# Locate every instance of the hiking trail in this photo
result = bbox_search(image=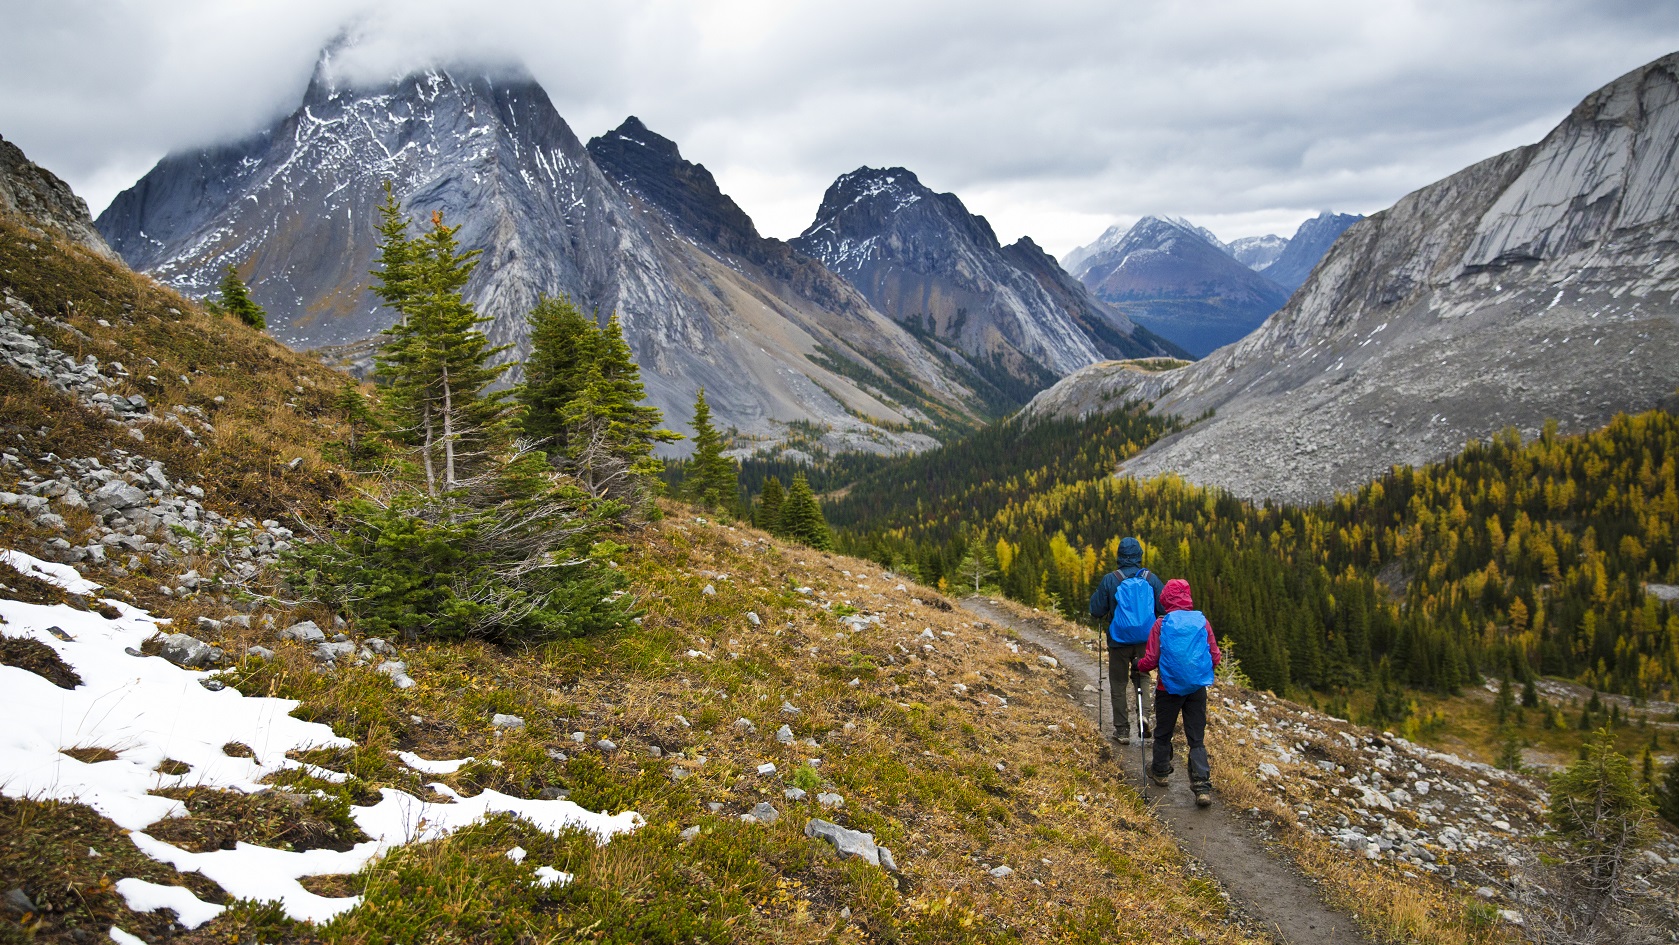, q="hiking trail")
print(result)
[962,597,1376,945]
